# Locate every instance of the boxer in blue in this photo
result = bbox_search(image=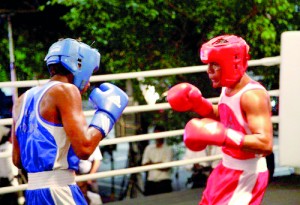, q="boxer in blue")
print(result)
[11,38,128,205]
